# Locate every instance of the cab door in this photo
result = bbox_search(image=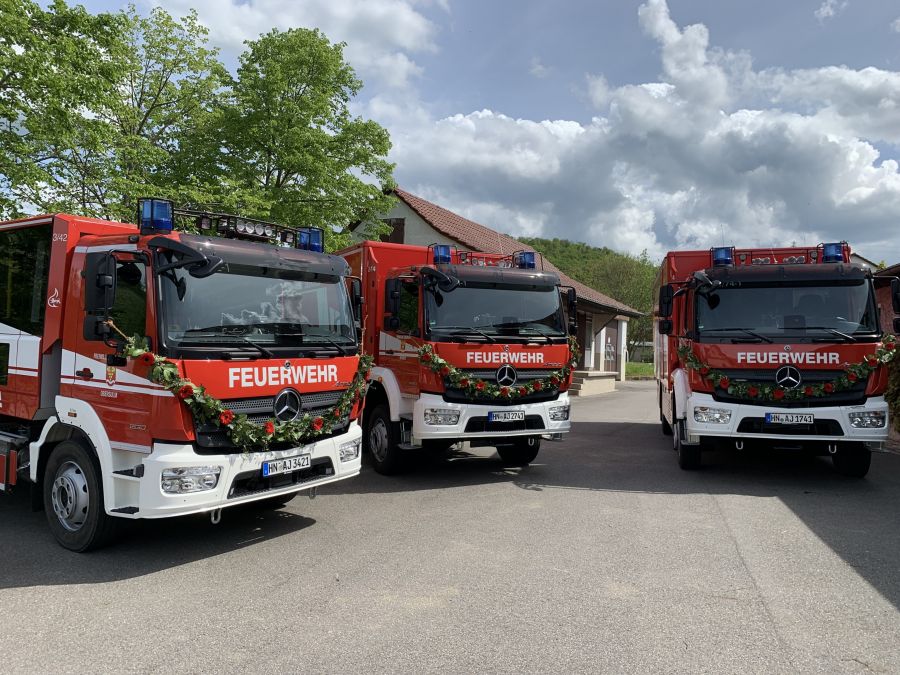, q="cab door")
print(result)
[380,276,422,395]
